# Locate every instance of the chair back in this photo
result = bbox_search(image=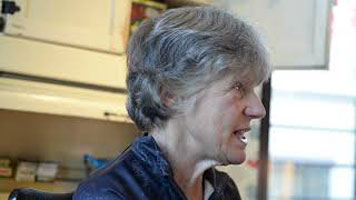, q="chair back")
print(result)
[8,188,73,200]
